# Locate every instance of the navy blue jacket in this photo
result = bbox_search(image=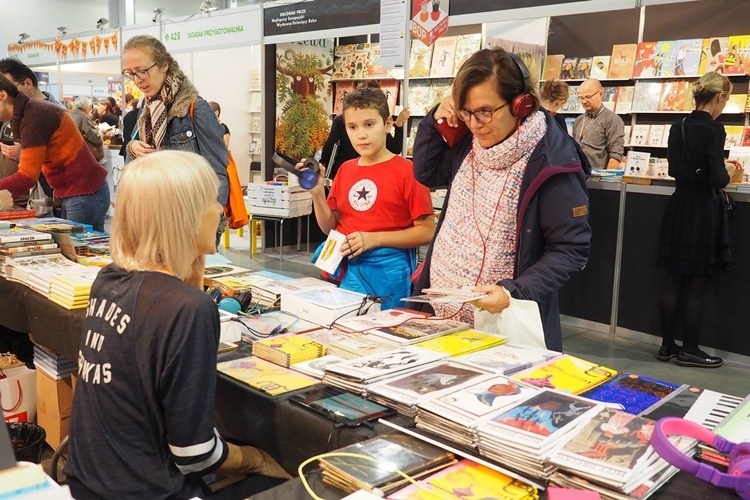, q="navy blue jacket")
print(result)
[412,107,591,351]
